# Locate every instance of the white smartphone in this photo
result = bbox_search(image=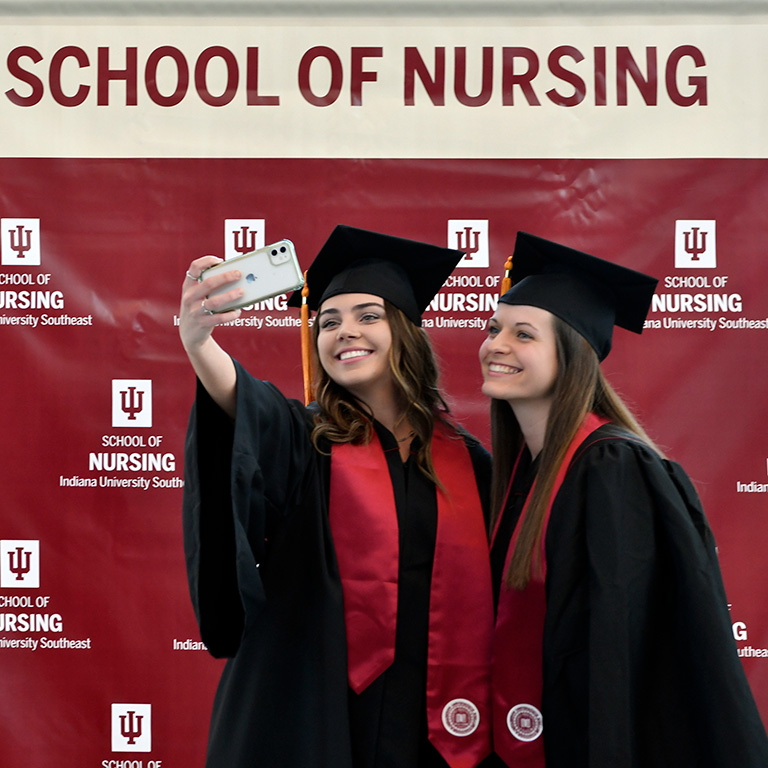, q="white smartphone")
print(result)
[199,239,304,313]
